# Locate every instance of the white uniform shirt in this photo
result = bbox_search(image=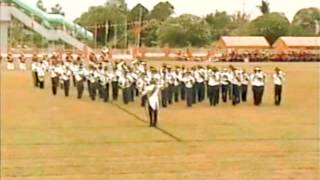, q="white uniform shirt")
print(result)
[183,75,195,88]
[230,71,241,86]
[220,72,230,85]
[118,75,130,88]
[208,72,221,86]
[172,71,181,86]
[250,72,266,86]
[70,64,79,75]
[31,62,39,72]
[166,72,174,85]
[195,70,205,83]
[143,84,160,110]
[49,66,60,78]
[97,69,106,85]
[241,73,250,85]
[75,68,86,82]
[273,71,286,85]
[88,70,99,83]
[36,64,46,78]
[62,69,72,80]
[137,77,147,93]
